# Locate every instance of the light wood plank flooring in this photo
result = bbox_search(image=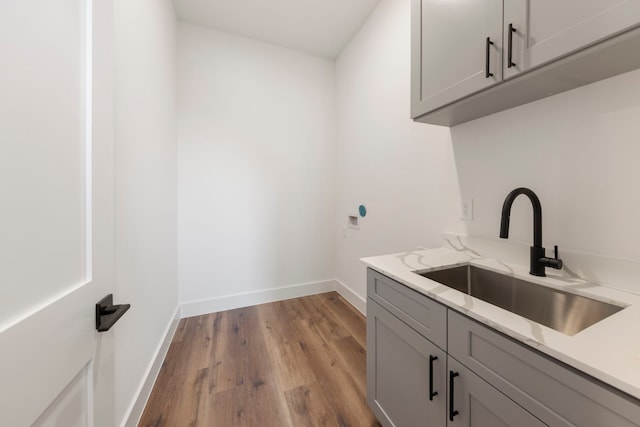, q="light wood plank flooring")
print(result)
[139,292,381,427]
